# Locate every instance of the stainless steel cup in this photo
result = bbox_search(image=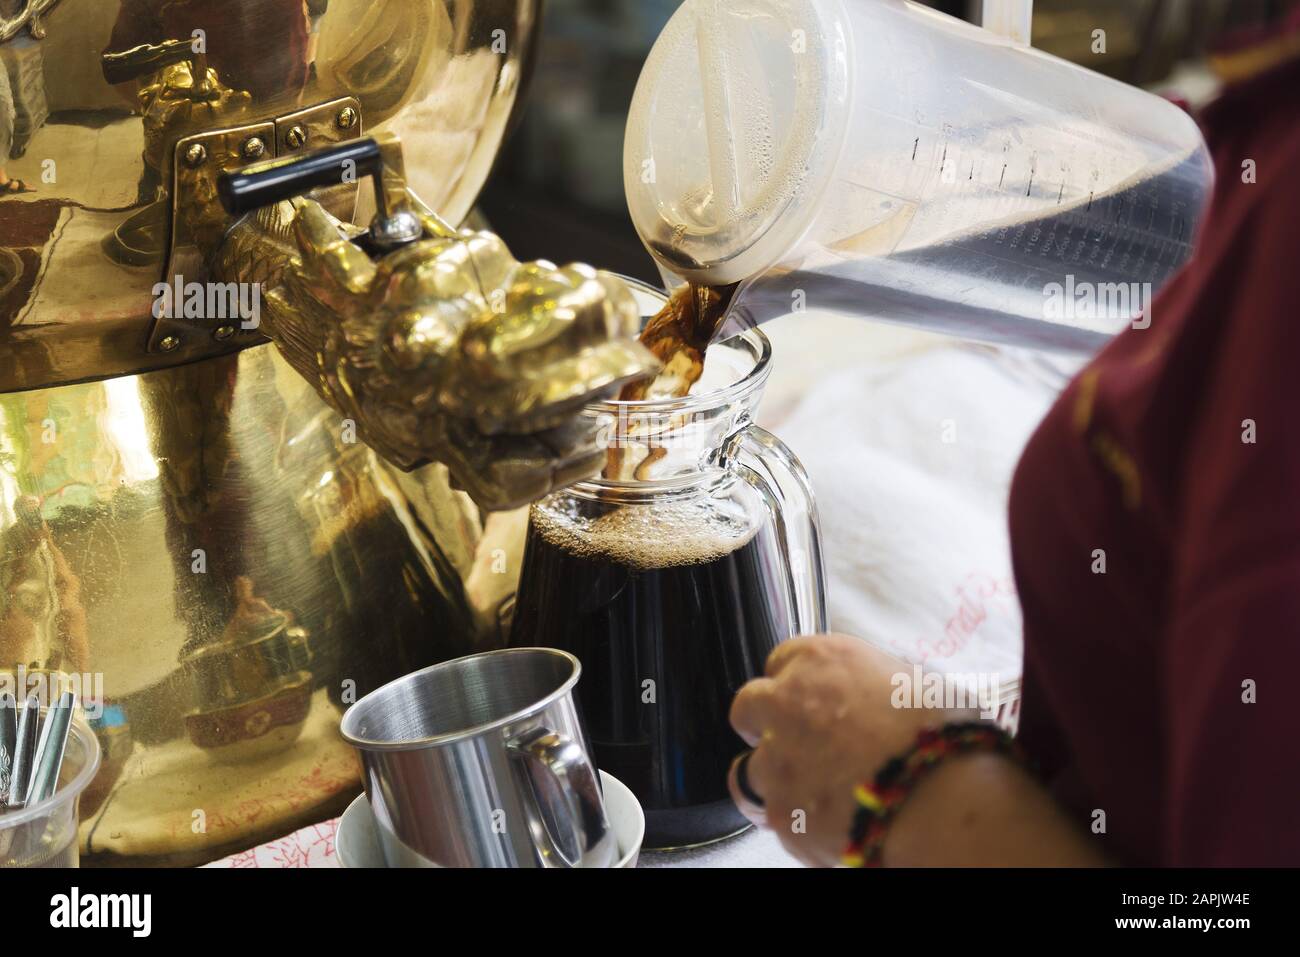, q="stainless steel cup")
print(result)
[339,648,617,868]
